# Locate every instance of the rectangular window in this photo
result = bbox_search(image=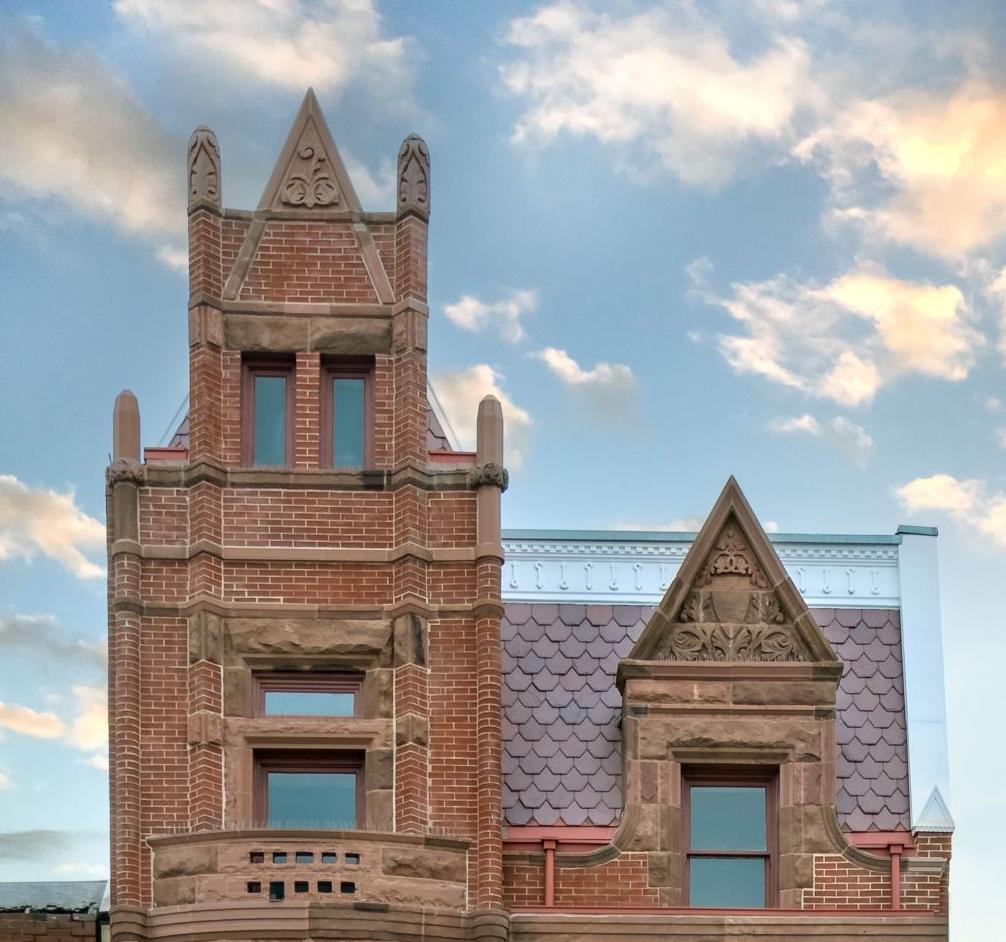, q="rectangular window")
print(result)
[256,751,364,830]
[254,673,359,717]
[243,361,294,467]
[684,769,776,909]
[322,361,371,468]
